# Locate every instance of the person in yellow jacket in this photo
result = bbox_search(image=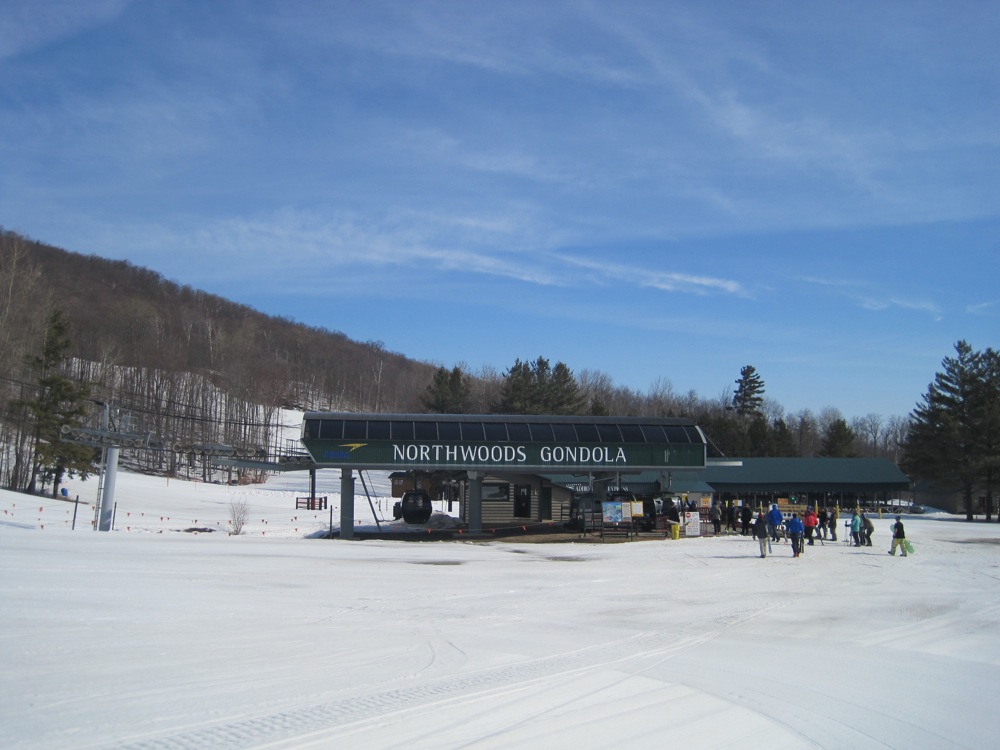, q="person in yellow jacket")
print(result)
[889,516,908,557]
